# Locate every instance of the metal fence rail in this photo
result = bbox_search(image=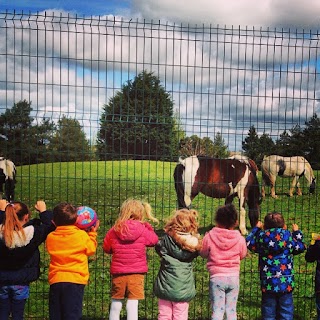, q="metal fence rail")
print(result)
[0,11,319,319]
